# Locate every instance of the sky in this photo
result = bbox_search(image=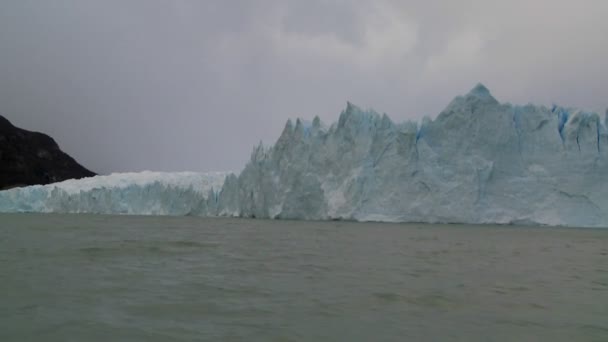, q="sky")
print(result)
[1,0,607,174]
